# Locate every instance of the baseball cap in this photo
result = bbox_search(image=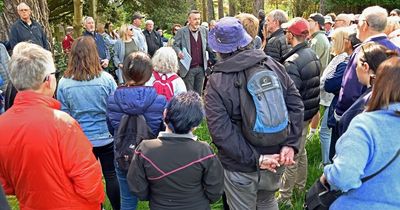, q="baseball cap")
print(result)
[309,13,325,29]
[282,17,310,36]
[132,12,145,21]
[324,15,334,24]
